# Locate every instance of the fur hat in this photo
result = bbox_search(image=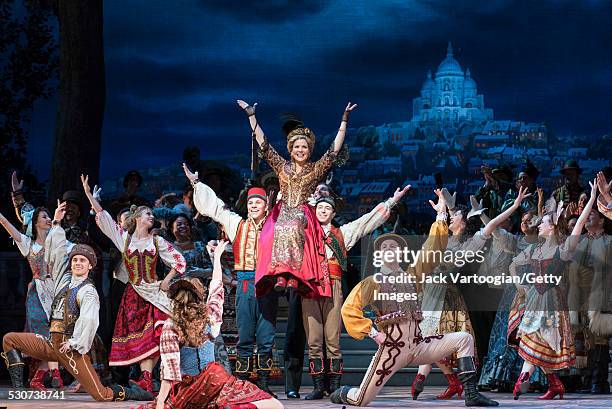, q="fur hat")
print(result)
[69,244,97,269]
